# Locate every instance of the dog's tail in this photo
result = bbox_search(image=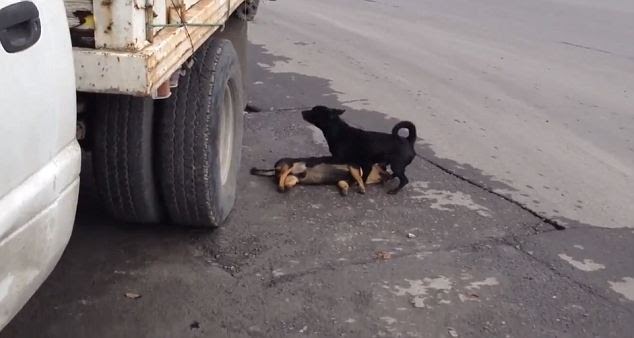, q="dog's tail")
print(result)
[250,167,275,177]
[392,121,417,145]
